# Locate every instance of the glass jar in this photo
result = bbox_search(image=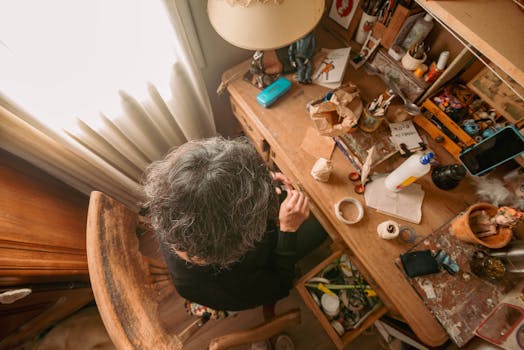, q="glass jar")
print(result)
[358,103,384,132]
